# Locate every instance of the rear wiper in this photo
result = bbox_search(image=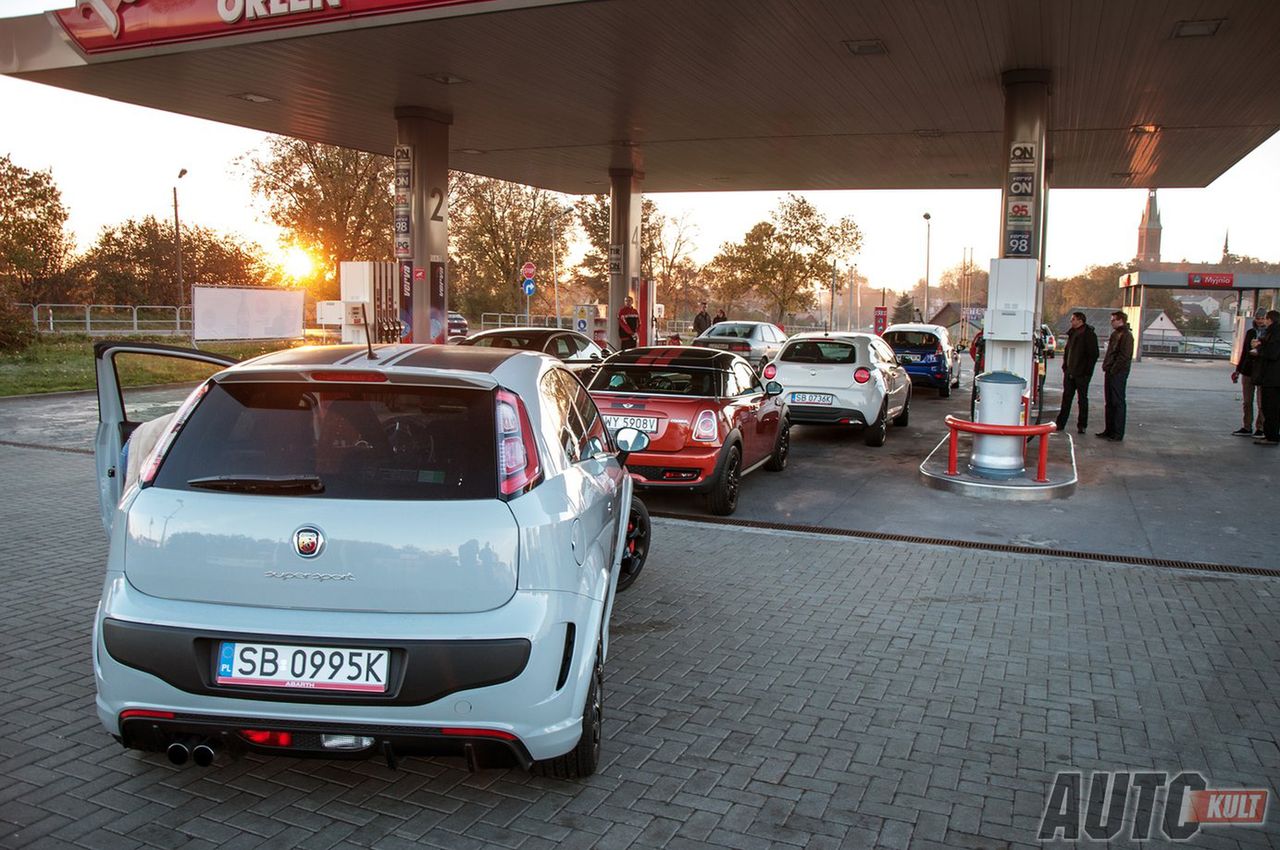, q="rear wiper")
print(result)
[187,475,324,494]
